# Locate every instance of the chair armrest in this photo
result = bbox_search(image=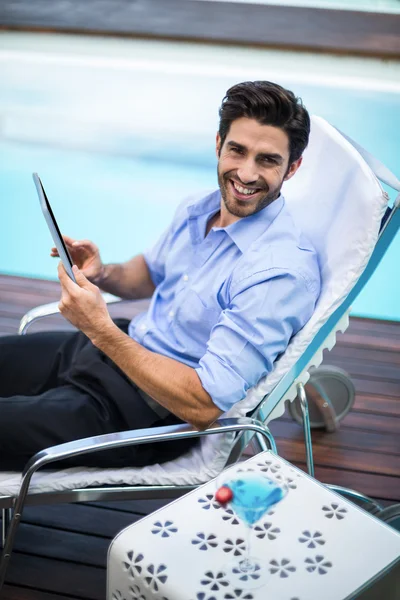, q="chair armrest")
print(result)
[13,418,272,509]
[23,417,271,476]
[18,293,123,335]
